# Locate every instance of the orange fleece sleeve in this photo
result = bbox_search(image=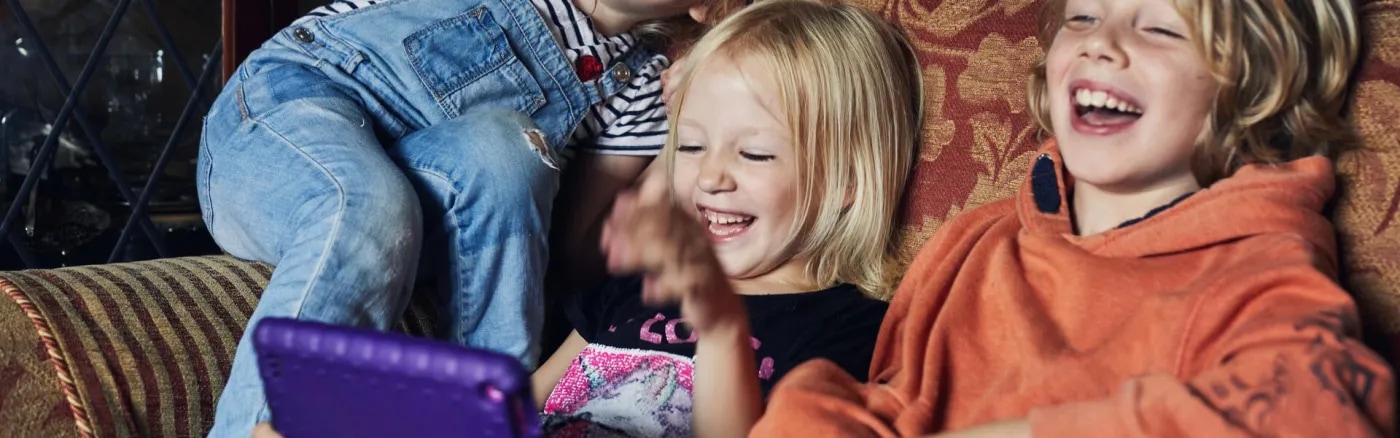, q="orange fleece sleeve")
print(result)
[750,359,897,438]
[1029,238,1396,437]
